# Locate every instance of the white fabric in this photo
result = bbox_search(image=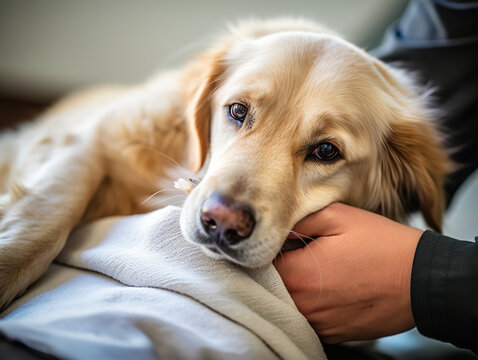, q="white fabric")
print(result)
[0,206,326,360]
